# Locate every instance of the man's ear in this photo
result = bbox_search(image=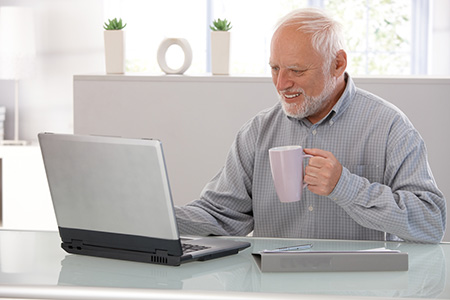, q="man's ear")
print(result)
[333,50,347,77]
